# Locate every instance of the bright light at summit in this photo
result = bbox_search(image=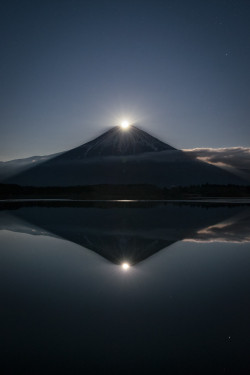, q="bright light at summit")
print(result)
[121,262,130,270]
[120,120,130,129]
